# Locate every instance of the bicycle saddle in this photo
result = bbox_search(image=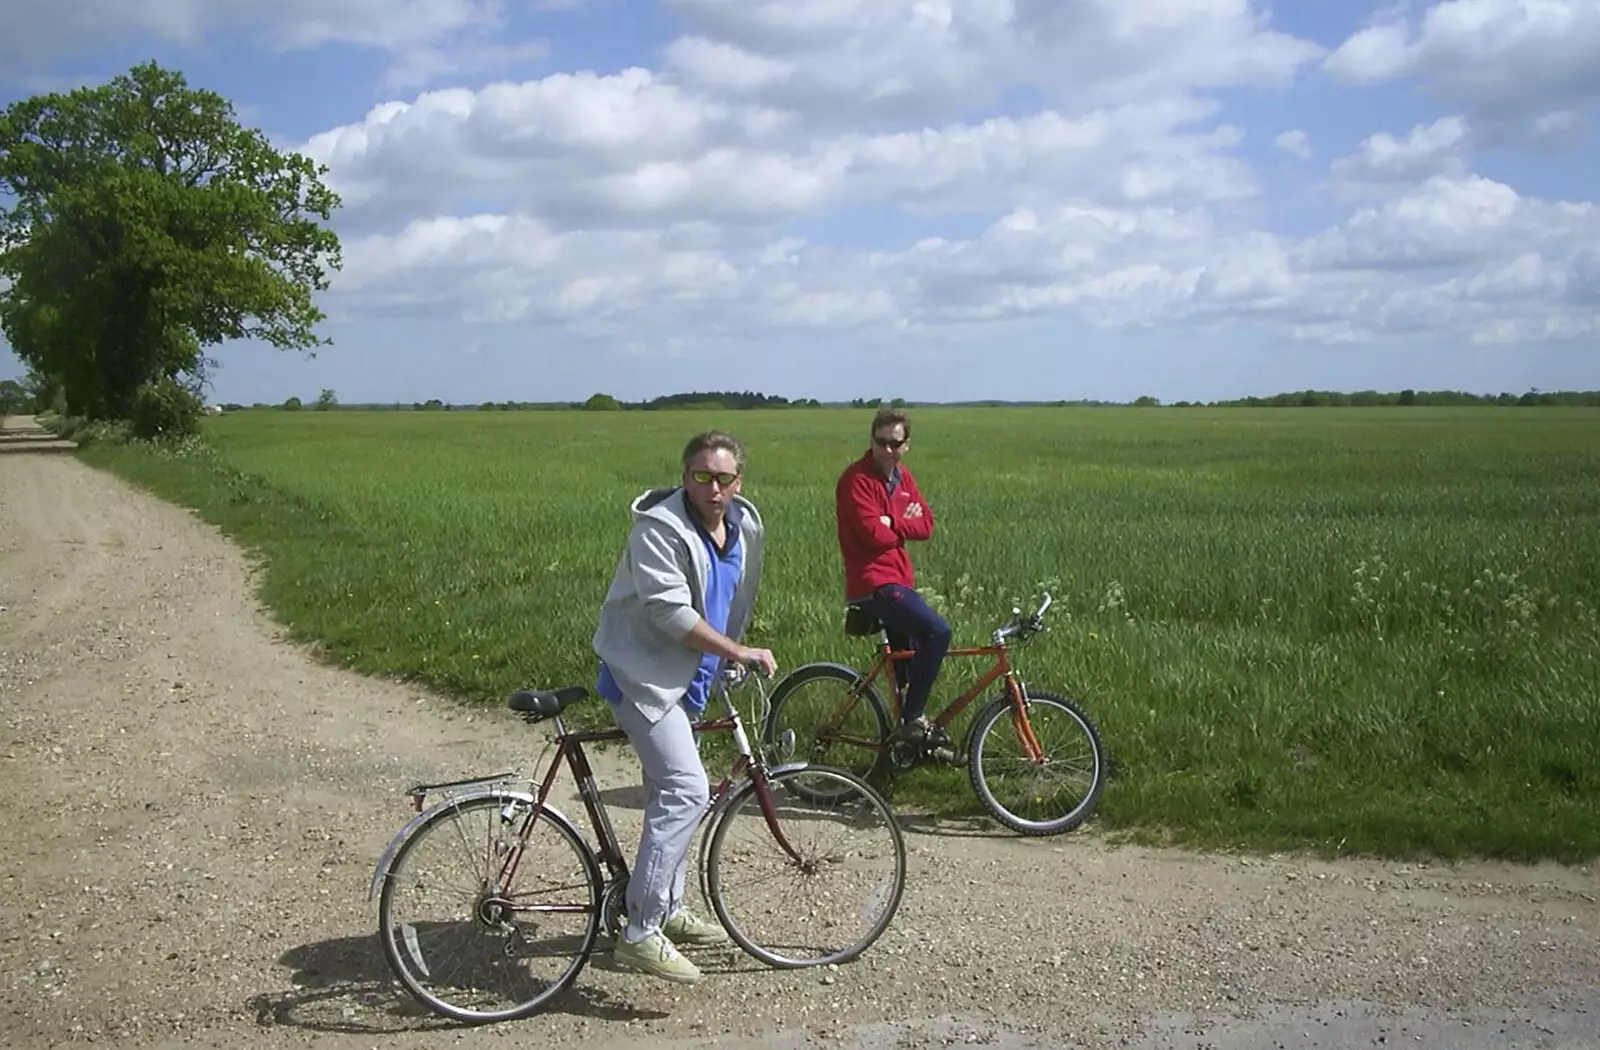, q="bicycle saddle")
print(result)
[844,604,882,637]
[507,685,589,717]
